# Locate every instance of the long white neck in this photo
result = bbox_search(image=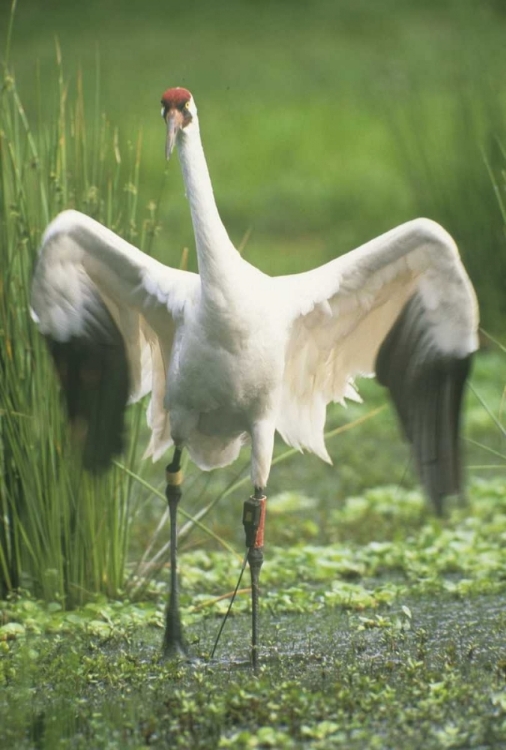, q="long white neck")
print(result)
[177,118,240,288]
